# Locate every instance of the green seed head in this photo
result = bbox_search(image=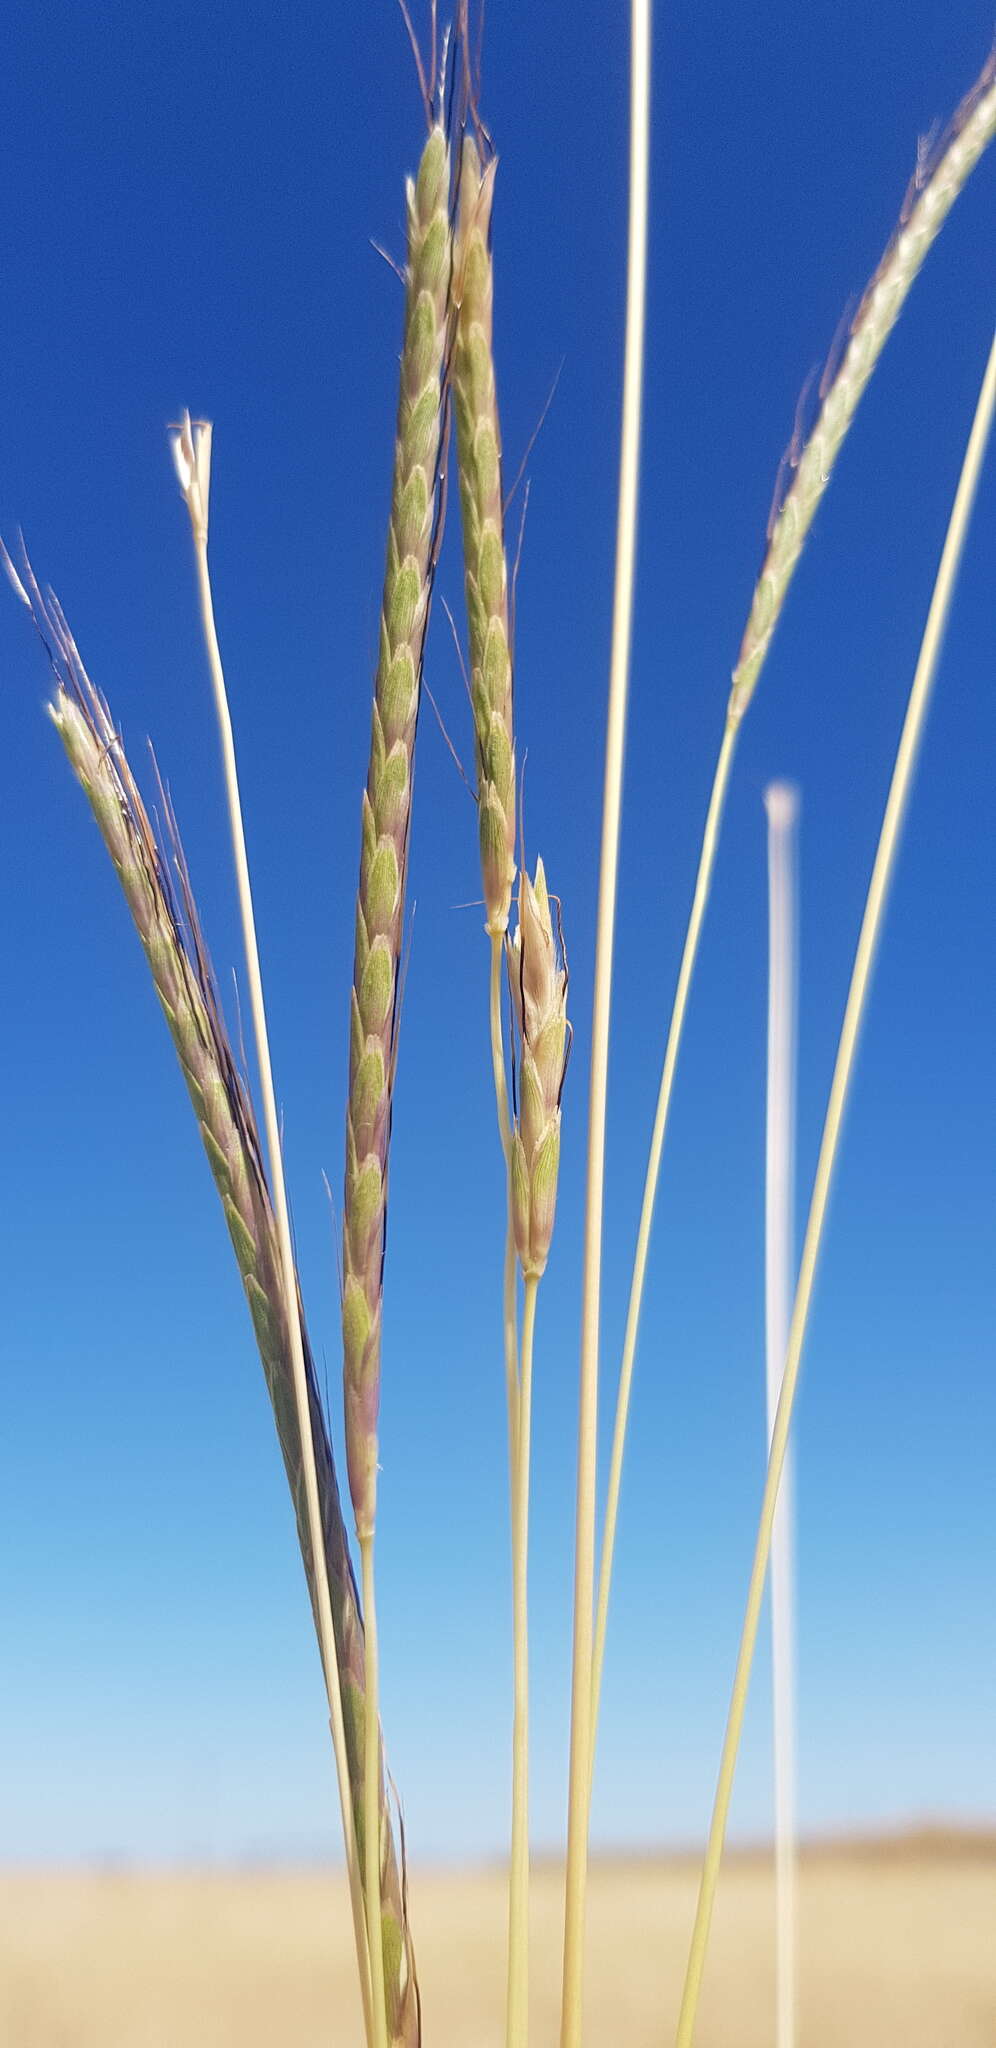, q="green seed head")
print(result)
[510,1129,531,1274]
[380,646,417,744]
[413,210,449,298]
[365,838,401,937]
[351,1044,386,1158]
[396,466,430,559]
[480,787,513,935]
[527,1117,561,1276]
[478,525,505,616]
[405,289,438,392]
[358,936,394,1037]
[347,1156,383,1269]
[482,616,510,709]
[374,743,410,838]
[388,559,421,651]
[414,124,448,220]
